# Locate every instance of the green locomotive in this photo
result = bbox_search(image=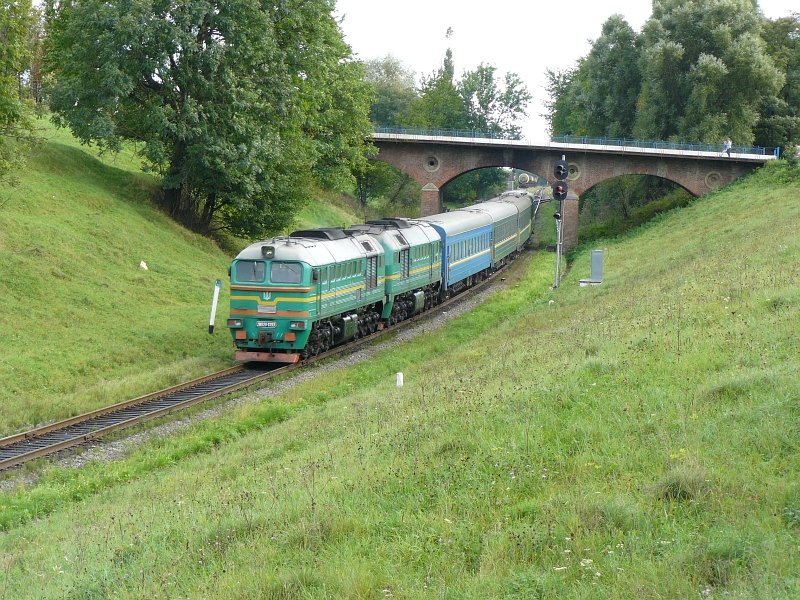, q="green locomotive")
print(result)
[228,228,385,362]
